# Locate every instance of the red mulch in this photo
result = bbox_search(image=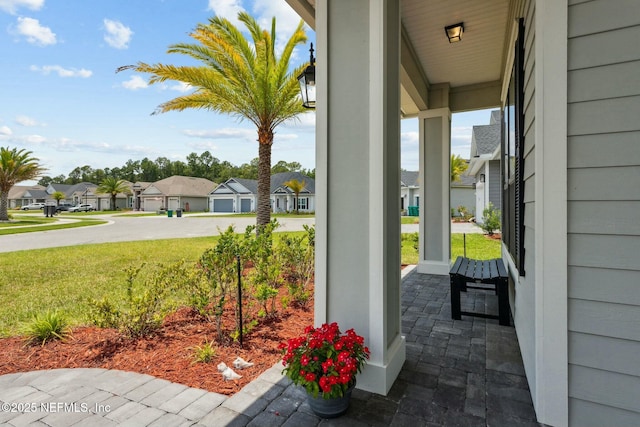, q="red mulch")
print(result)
[0,289,313,396]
